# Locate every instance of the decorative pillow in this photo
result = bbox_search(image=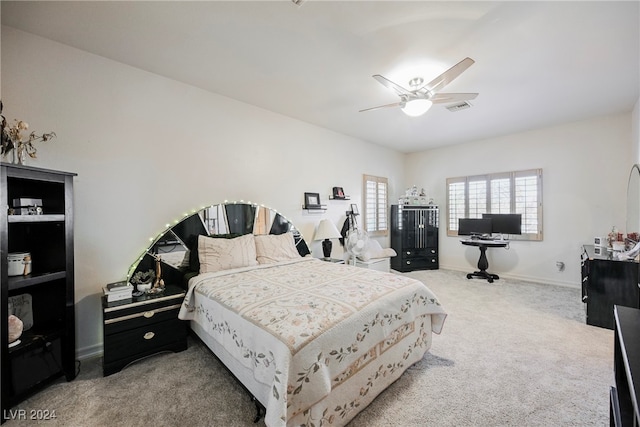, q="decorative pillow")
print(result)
[188,232,242,272]
[357,239,397,262]
[255,232,301,264]
[198,233,258,273]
